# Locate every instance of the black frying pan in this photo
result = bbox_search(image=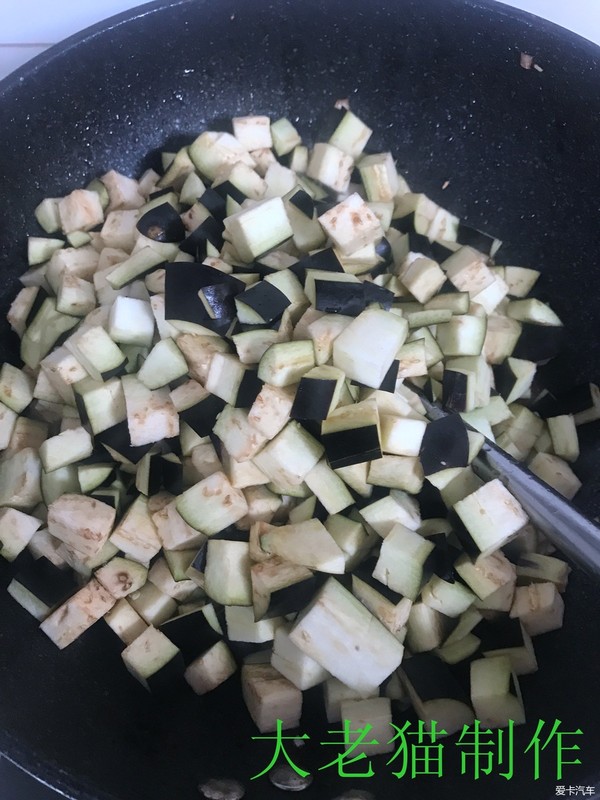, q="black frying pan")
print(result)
[1,1,599,798]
